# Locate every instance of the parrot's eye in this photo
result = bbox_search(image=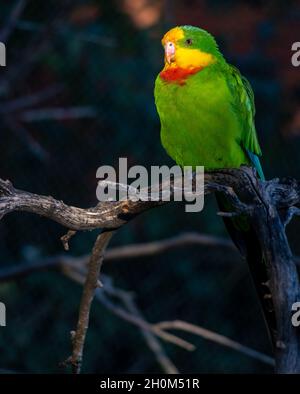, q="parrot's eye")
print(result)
[185,38,193,46]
